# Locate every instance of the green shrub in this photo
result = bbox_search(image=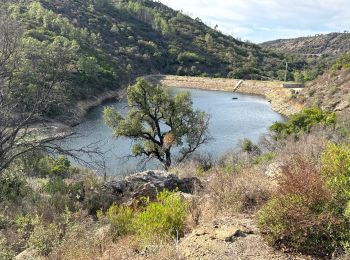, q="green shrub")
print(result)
[133,191,188,243]
[253,152,276,165]
[106,204,134,238]
[0,171,29,203]
[49,156,71,178]
[177,51,203,64]
[28,223,61,256]
[332,52,350,71]
[0,235,15,260]
[43,178,68,195]
[240,138,260,154]
[103,191,188,243]
[270,107,336,139]
[321,143,350,204]
[35,156,71,178]
[42,179,85,212]
[15,214,41,241]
